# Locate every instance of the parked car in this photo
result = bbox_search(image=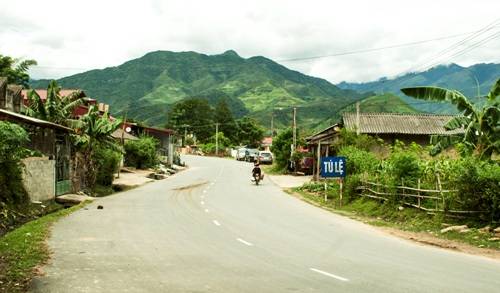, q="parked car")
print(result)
[245,149,260,162]
[258,151,273,164]
[236,148,247,161]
